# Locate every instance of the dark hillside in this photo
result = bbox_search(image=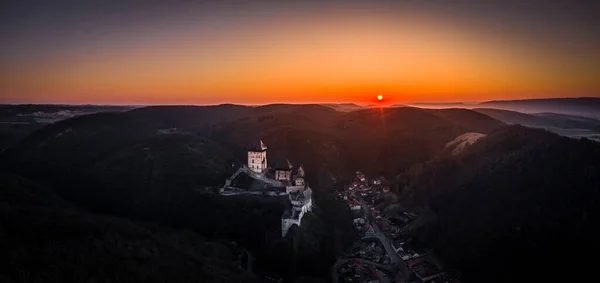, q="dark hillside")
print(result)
[3,112,158,184]
[0,172,260,283]
[68,133,234,215]
[128,104,252,130]
[334,107,504,177]
[0,105,136,151]
[400,125,600,282]
[424,108,505,131]
[1,109,285,264]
